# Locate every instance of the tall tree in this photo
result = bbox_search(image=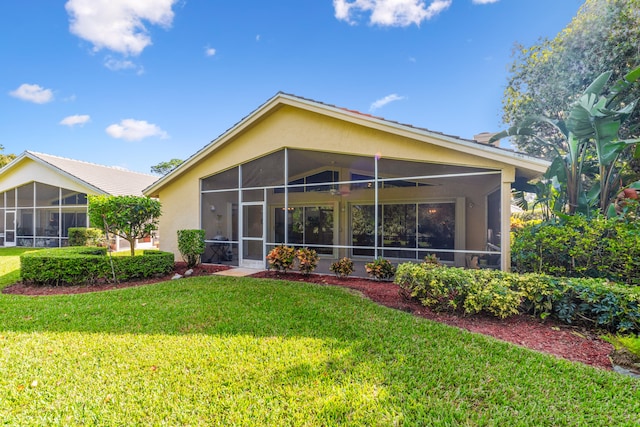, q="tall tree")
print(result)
[151,158,183,175]
[502,0,640,157]
[0,145,17,168]
[88,195,162,256]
